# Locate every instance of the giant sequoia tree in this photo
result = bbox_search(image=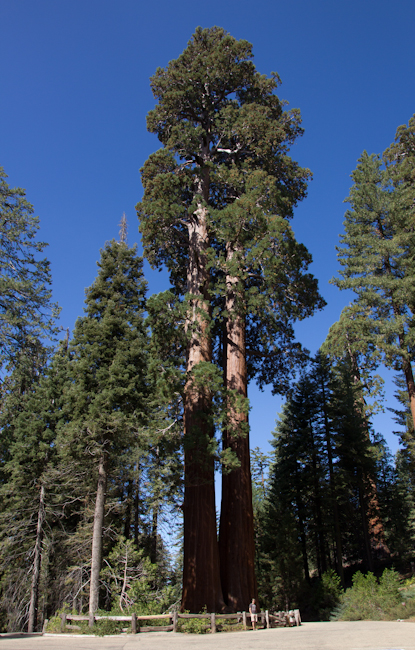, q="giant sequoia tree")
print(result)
[137,27,324,612]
